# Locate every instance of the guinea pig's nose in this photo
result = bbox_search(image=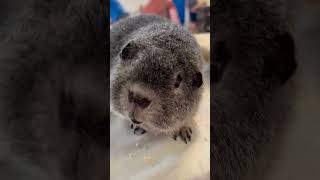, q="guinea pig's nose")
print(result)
[136,97,151,109]
[128,91,151,109]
